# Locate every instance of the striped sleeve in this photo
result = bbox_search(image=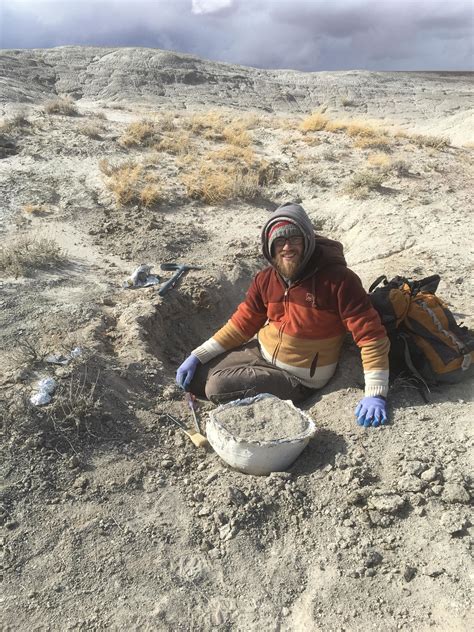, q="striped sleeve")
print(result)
[336,269,390,397]
[192,273,268,364]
